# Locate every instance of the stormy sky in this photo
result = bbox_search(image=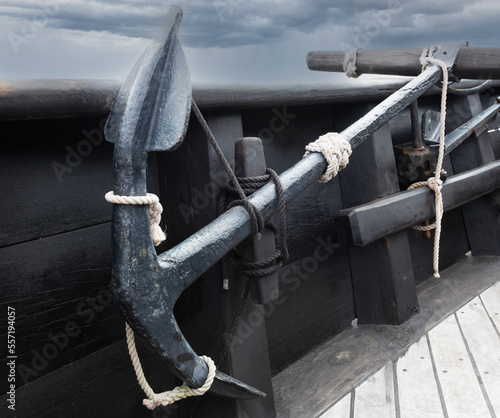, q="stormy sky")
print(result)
[0,0,498,83]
